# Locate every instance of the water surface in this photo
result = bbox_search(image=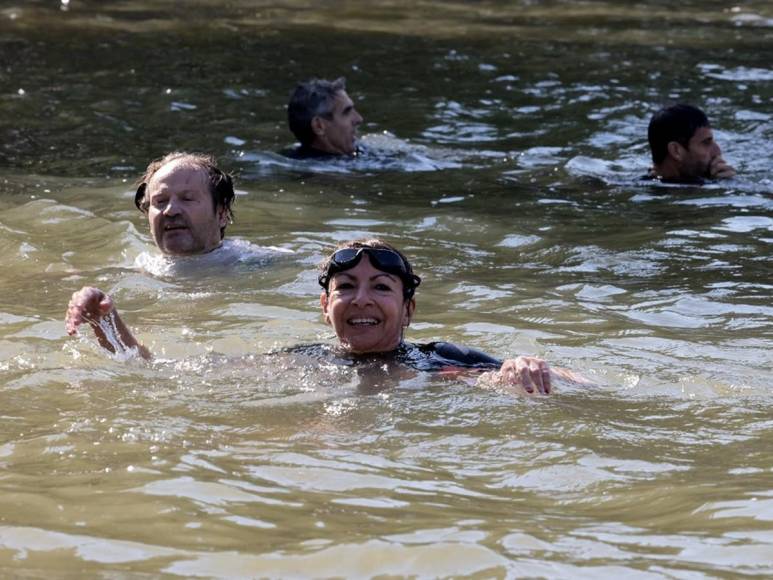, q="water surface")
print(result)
[0,0,772,576]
